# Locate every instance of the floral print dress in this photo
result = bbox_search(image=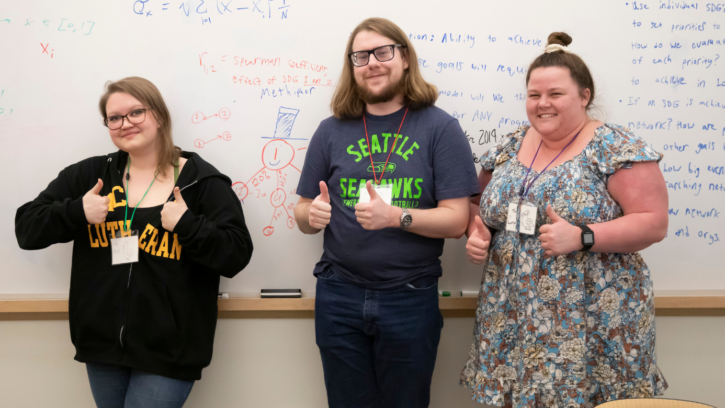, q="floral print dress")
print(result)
[460,124,668,407]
